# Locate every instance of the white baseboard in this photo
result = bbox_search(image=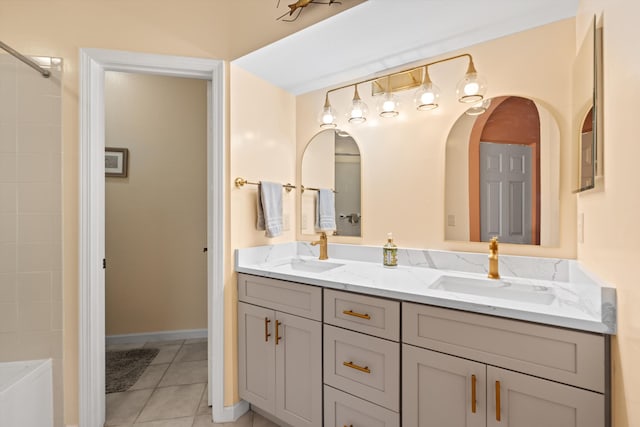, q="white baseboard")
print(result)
[105,328,207,345]
[213,400,250,423]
